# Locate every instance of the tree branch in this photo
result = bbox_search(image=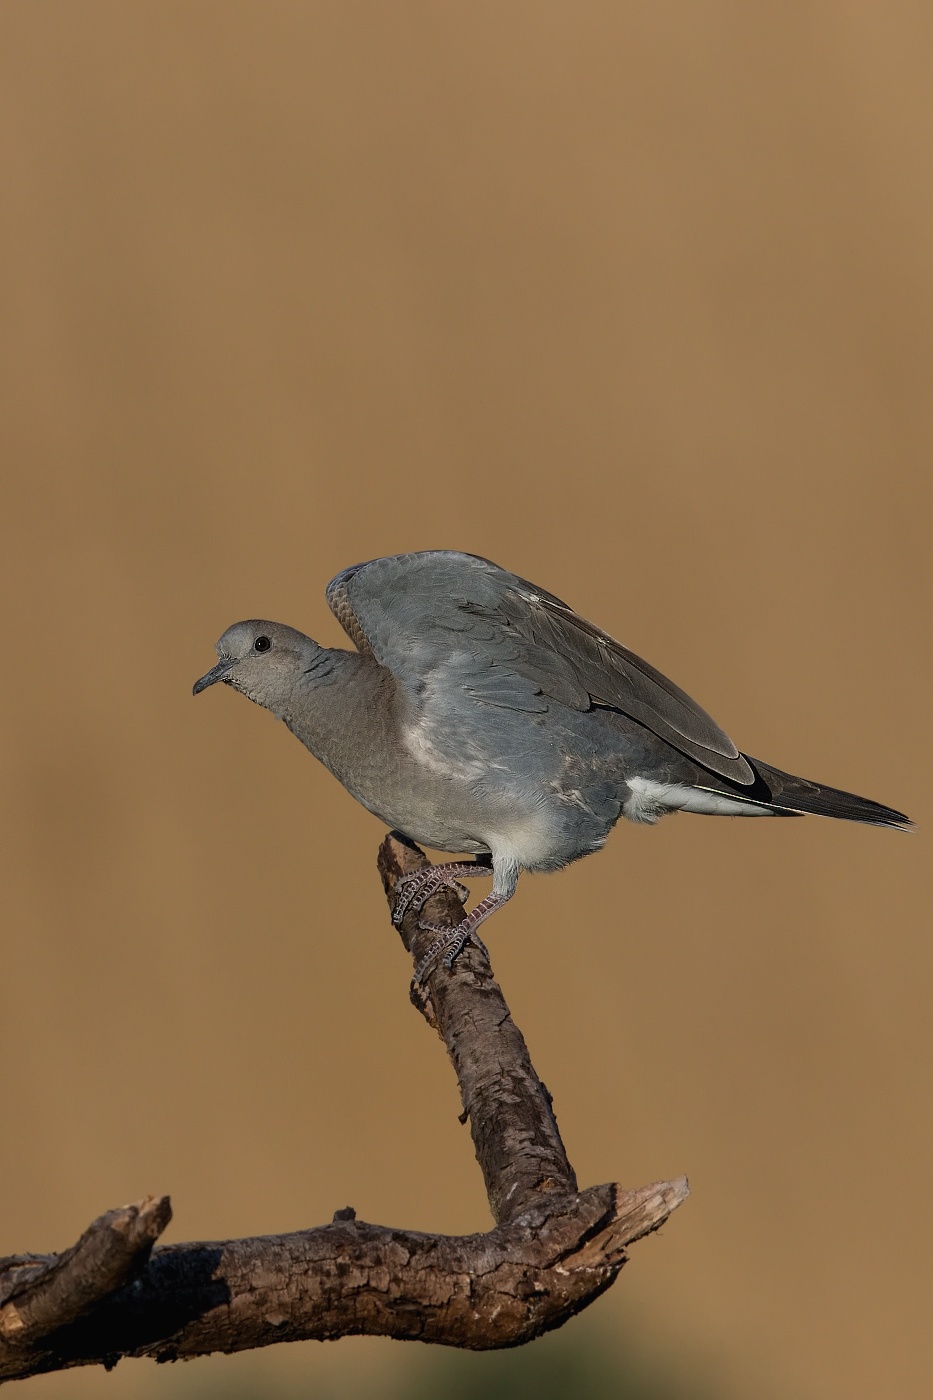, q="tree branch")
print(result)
[0,835,687,1383]
[375,833,578,1224]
